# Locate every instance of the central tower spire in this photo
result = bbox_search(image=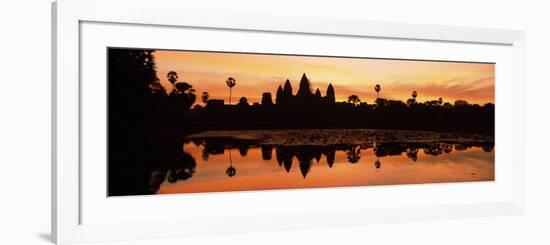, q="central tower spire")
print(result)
[297,73,312,97]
